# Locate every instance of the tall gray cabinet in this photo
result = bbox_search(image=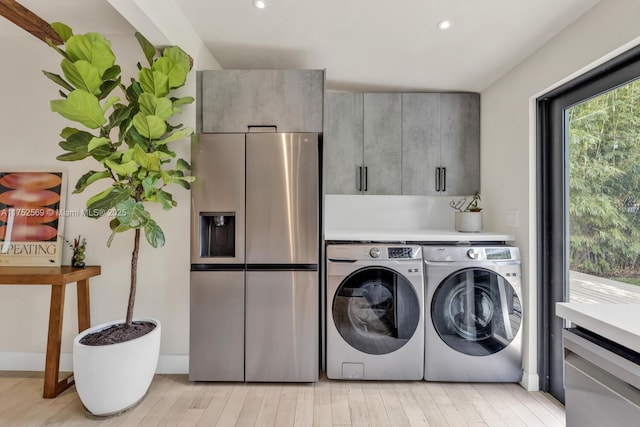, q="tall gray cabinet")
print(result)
[324,91,480,196]
[324,92,402,195]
